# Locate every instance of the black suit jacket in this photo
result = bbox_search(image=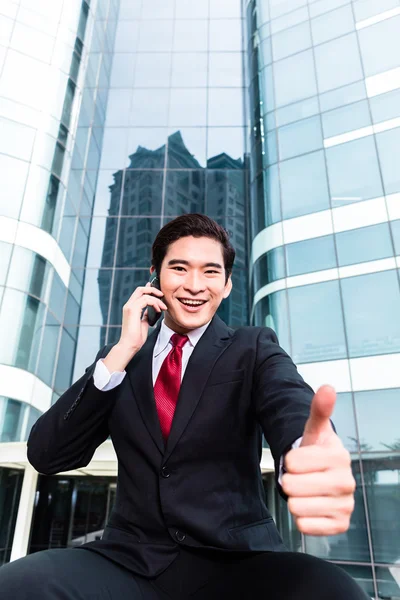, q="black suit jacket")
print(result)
[27,316,314,577]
